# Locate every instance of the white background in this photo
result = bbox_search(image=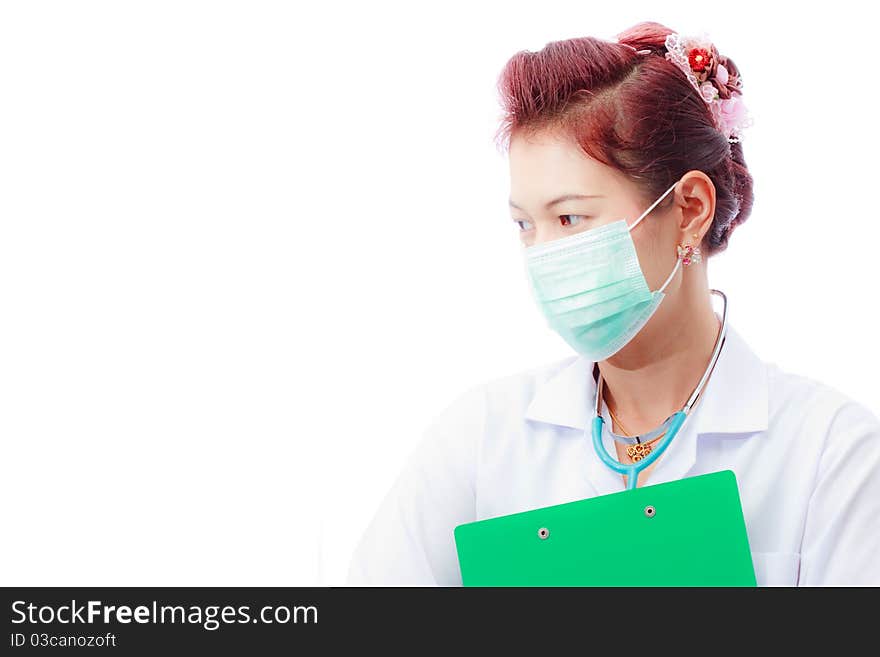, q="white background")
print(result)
[0,1,876,586]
